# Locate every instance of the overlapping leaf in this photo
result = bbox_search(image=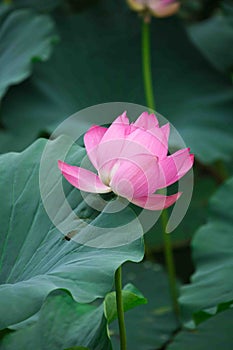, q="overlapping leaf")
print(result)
[0,282,148,349]
[188,0,233,74]
[179,176,233,323]
[0,261,178,350]
[0,9,57,100]
[0,290,112,350]
[167,308,233,350]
